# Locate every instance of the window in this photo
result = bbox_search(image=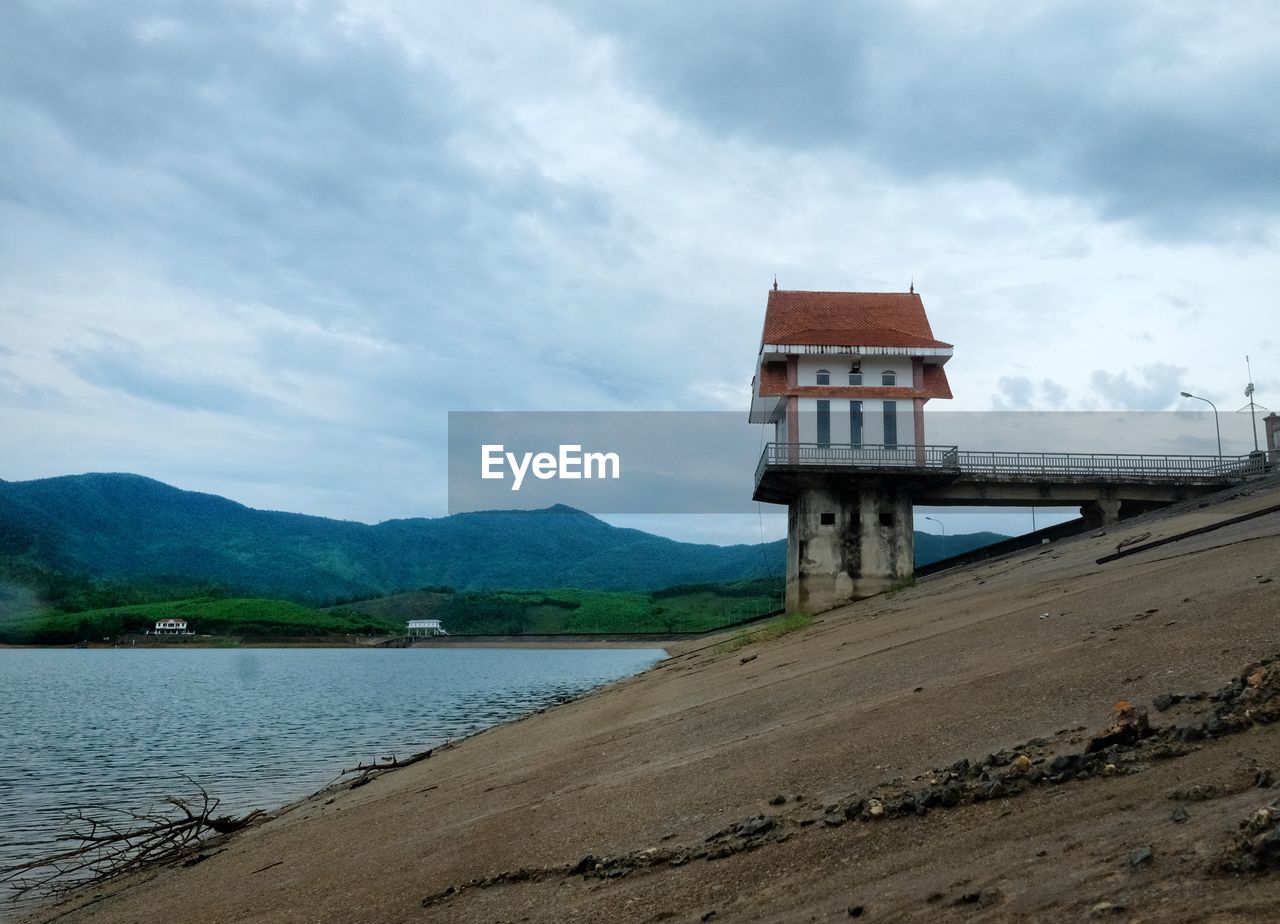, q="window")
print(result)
[849,400,863,446]
[883,400,898,447]
[879,511,894,527]
[881,370,896,386]
[820,512,836,526]
[816,369,830,385]
[849,362,862,386]
[816,399,831,446]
